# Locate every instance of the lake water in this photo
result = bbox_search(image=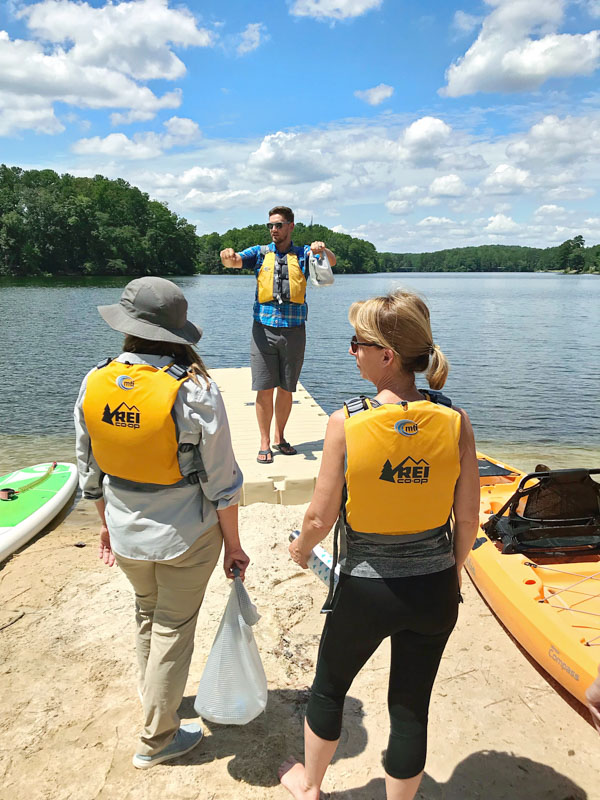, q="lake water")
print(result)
[1,272,599,475]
